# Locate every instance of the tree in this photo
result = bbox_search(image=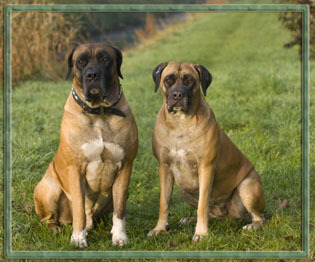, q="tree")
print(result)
[278,0,315,58]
